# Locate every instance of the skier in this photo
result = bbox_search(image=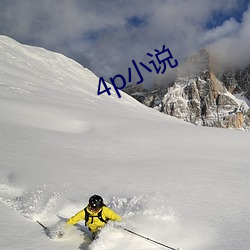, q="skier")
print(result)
[66,194,122,239]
